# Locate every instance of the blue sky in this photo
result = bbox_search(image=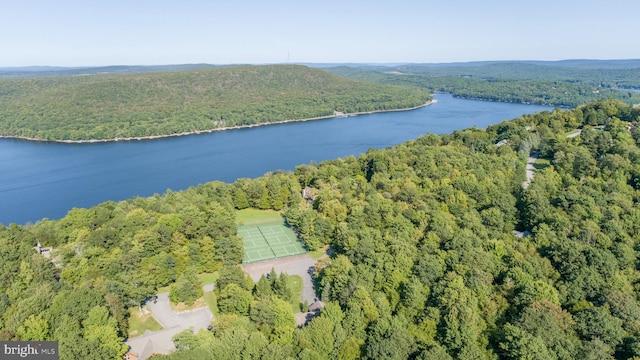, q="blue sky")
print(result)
[1,0,639,67]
